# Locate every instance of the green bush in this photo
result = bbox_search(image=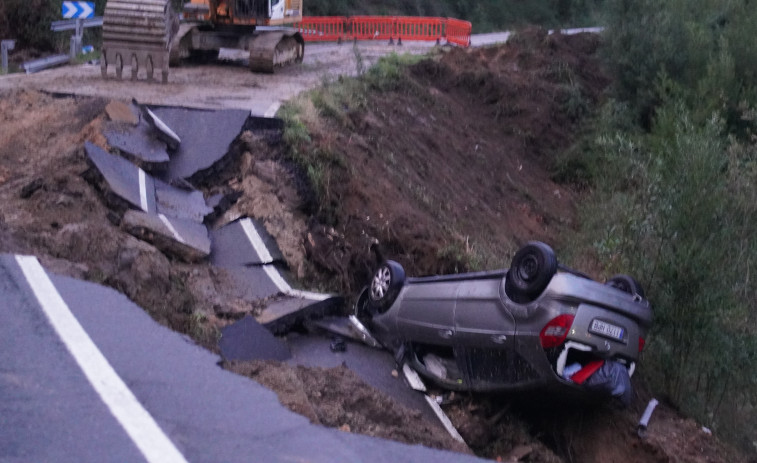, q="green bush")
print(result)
[0,0,109,51]
[573,90,757,450]
[602,0,757,134]
[0,0,59,50]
